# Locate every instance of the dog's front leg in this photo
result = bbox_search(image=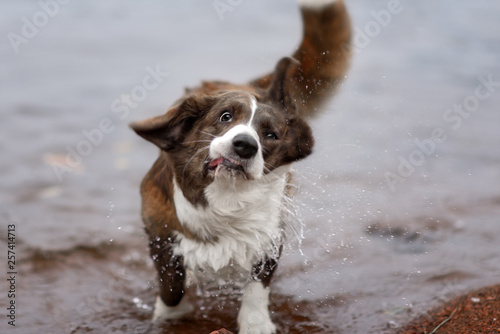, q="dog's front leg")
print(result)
[238,257,279,334]
[149,236,193,321]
